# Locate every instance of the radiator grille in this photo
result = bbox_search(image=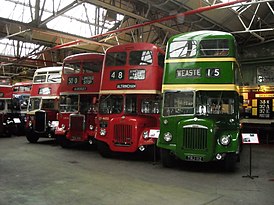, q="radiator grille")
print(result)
[70,114,85,132]
[183,127,208,150]
[114,124,133,146]
[35,111,46,132]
